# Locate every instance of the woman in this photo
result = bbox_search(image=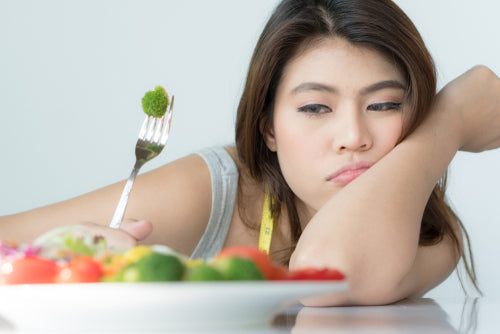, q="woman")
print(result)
[1,0,499,306]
